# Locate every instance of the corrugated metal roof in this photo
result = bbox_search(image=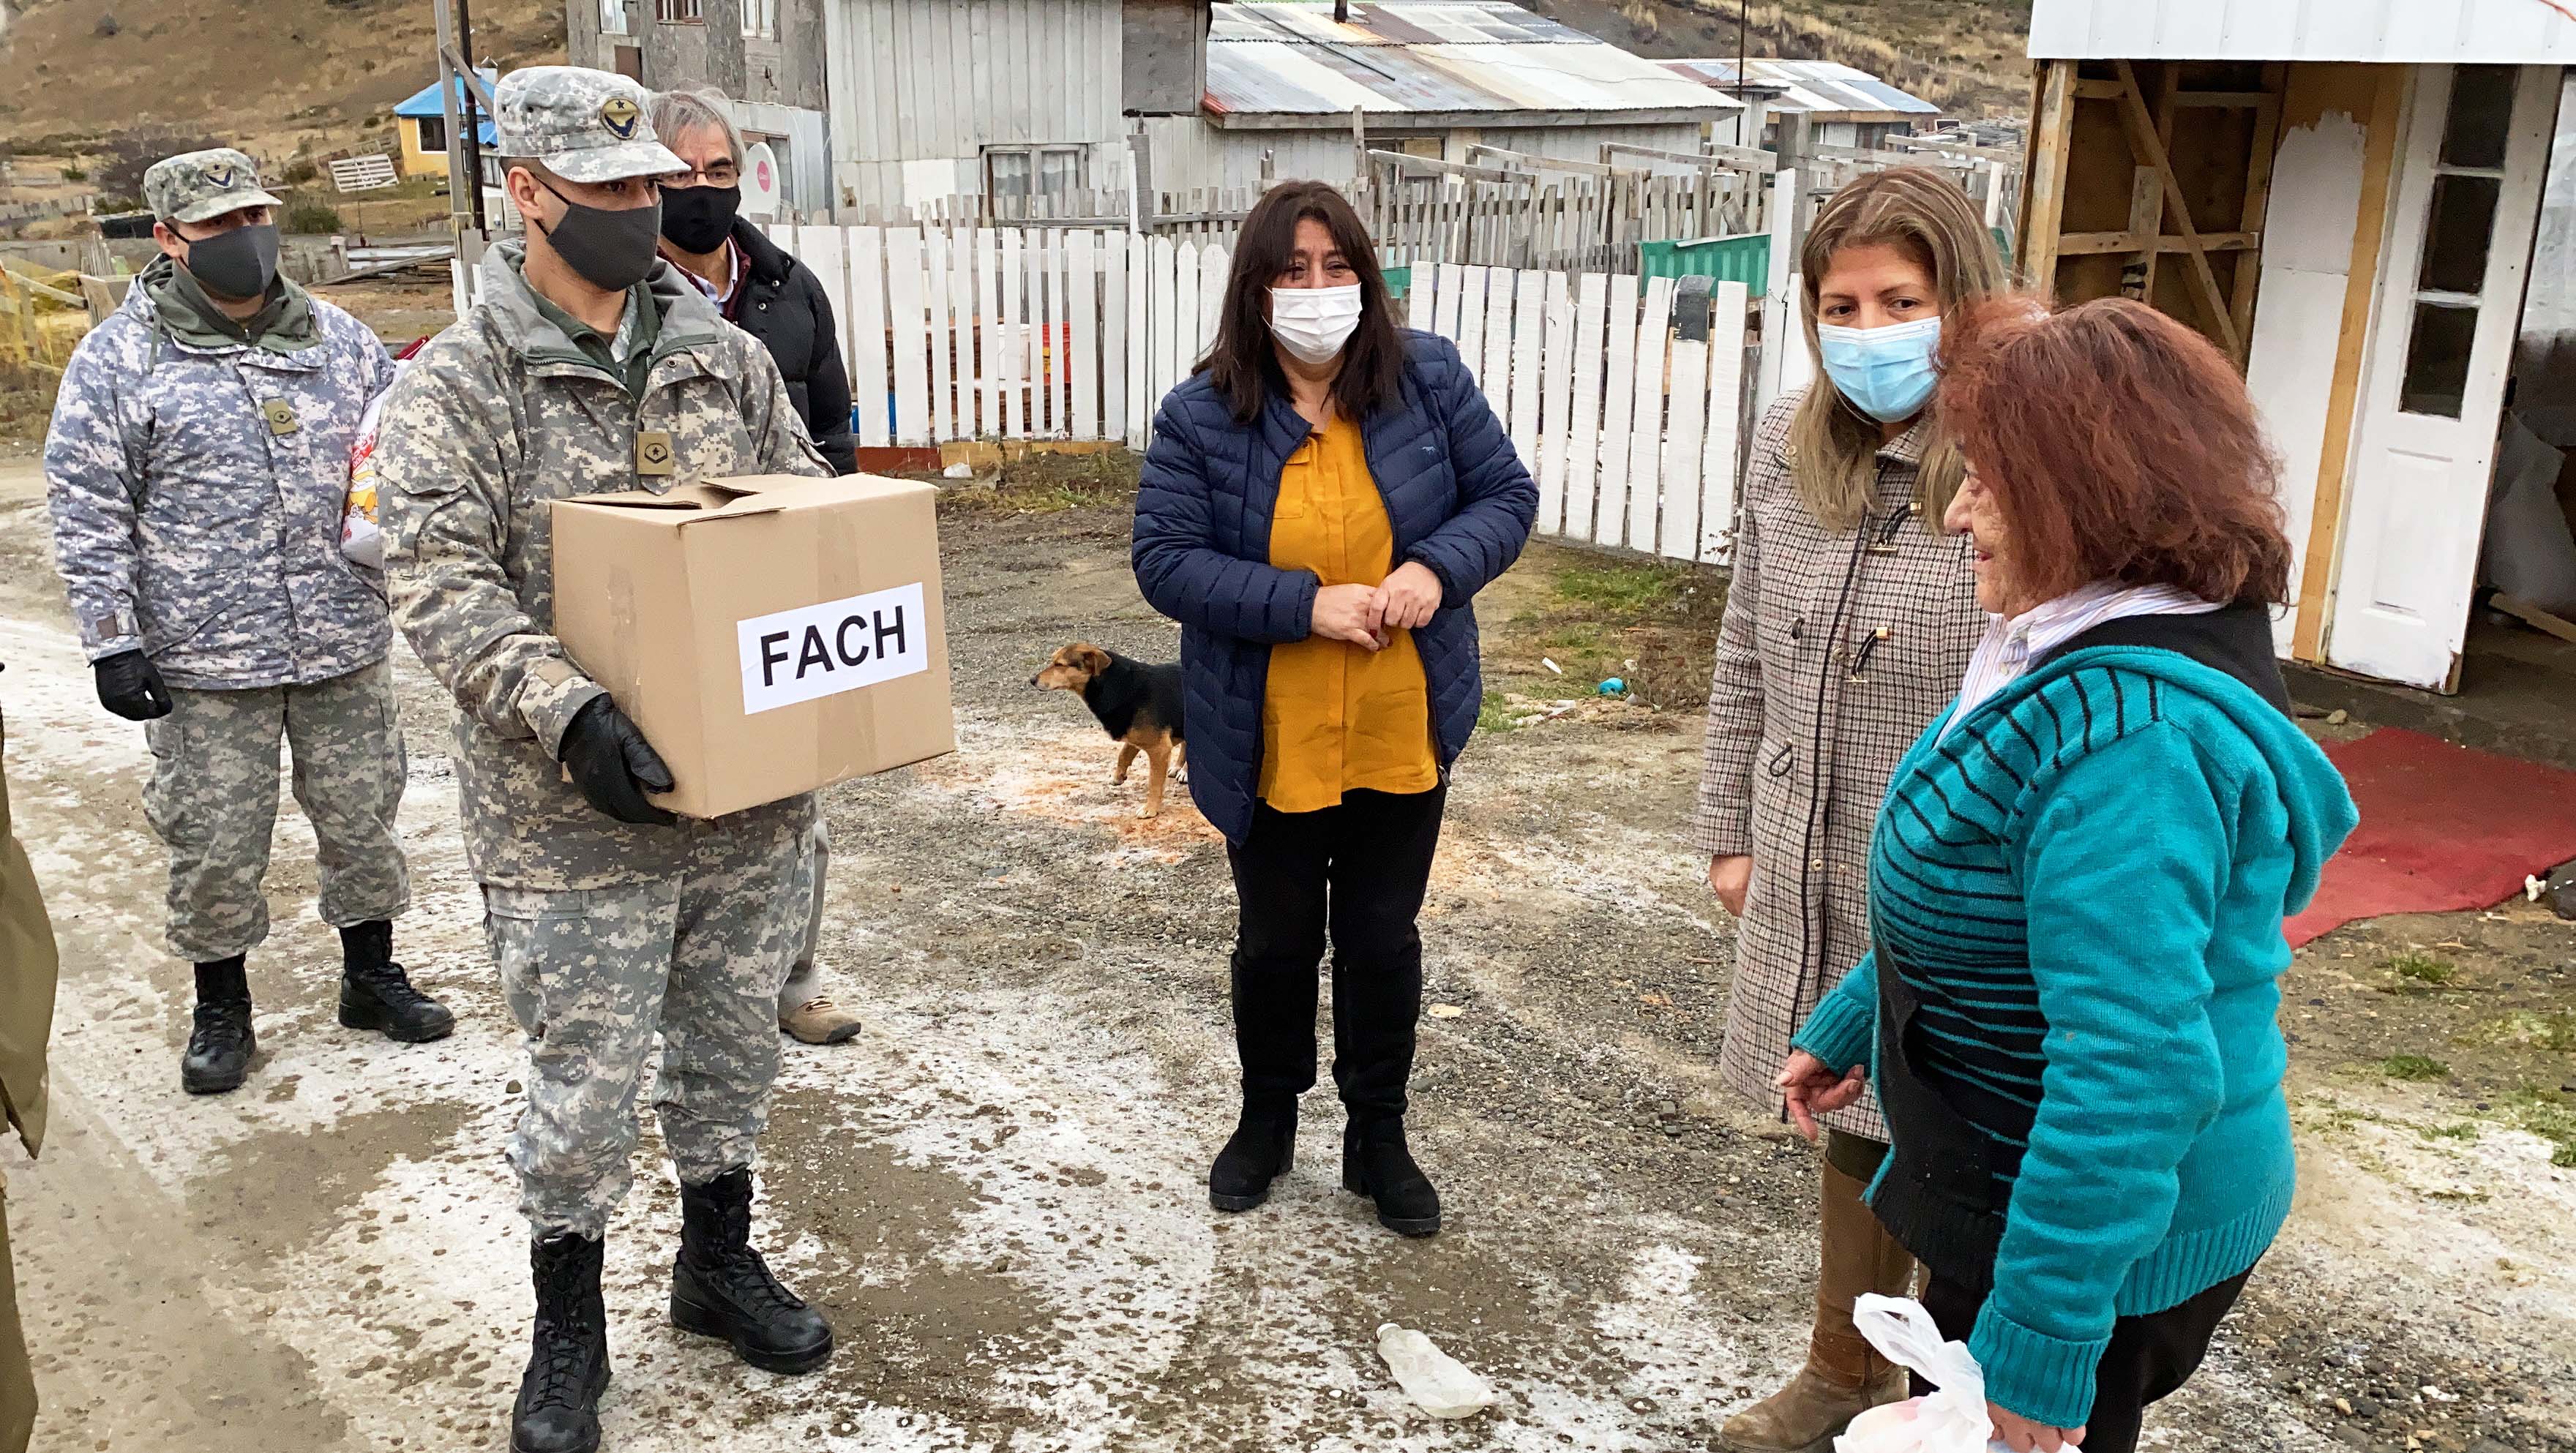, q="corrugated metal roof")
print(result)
[2028,0,2576,63]
[1205,1,1741,124]
[1659,58,1942,119]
